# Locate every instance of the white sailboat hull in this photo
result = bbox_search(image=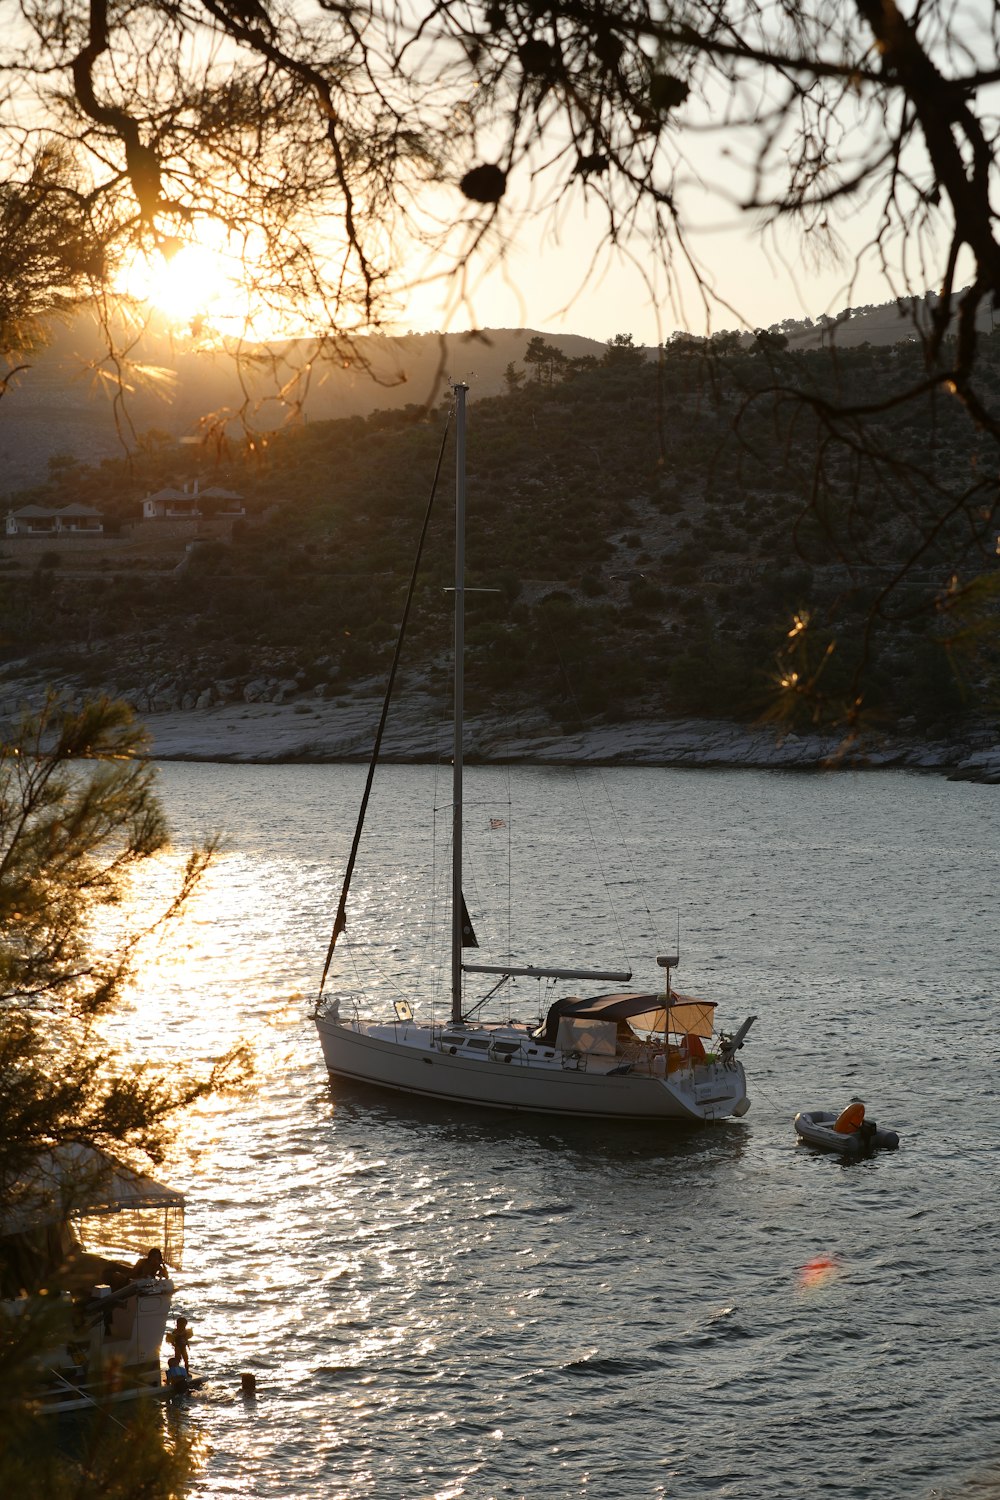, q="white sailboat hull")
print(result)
[315,1017,749,1122]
